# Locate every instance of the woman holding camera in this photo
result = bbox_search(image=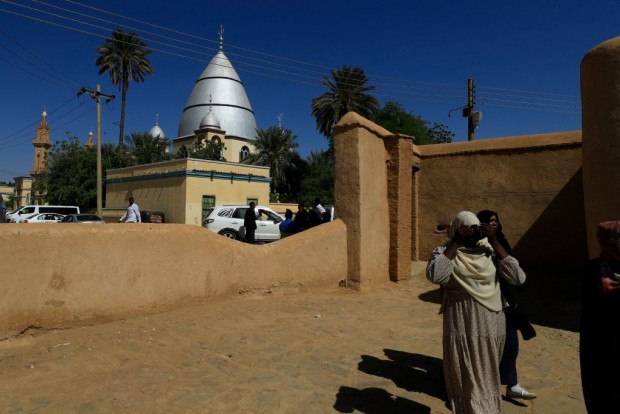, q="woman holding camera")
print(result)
[426,211,526,414]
